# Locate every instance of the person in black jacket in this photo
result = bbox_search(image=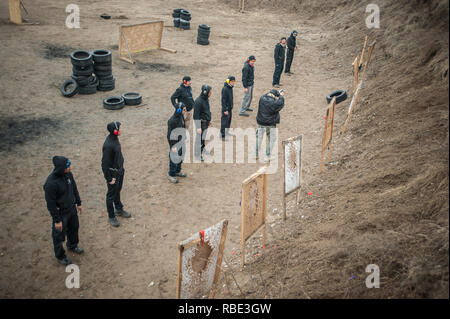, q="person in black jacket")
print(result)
[220,76,235,139]
[239,56,256,117]
[44,156,83,265]
[101,121,131,227]
[194,85,212,161]
[256,89,285,160]
[285,30,298,75]
[170,76,195,130]
[167,102,187,184]
[272,37,286,87]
